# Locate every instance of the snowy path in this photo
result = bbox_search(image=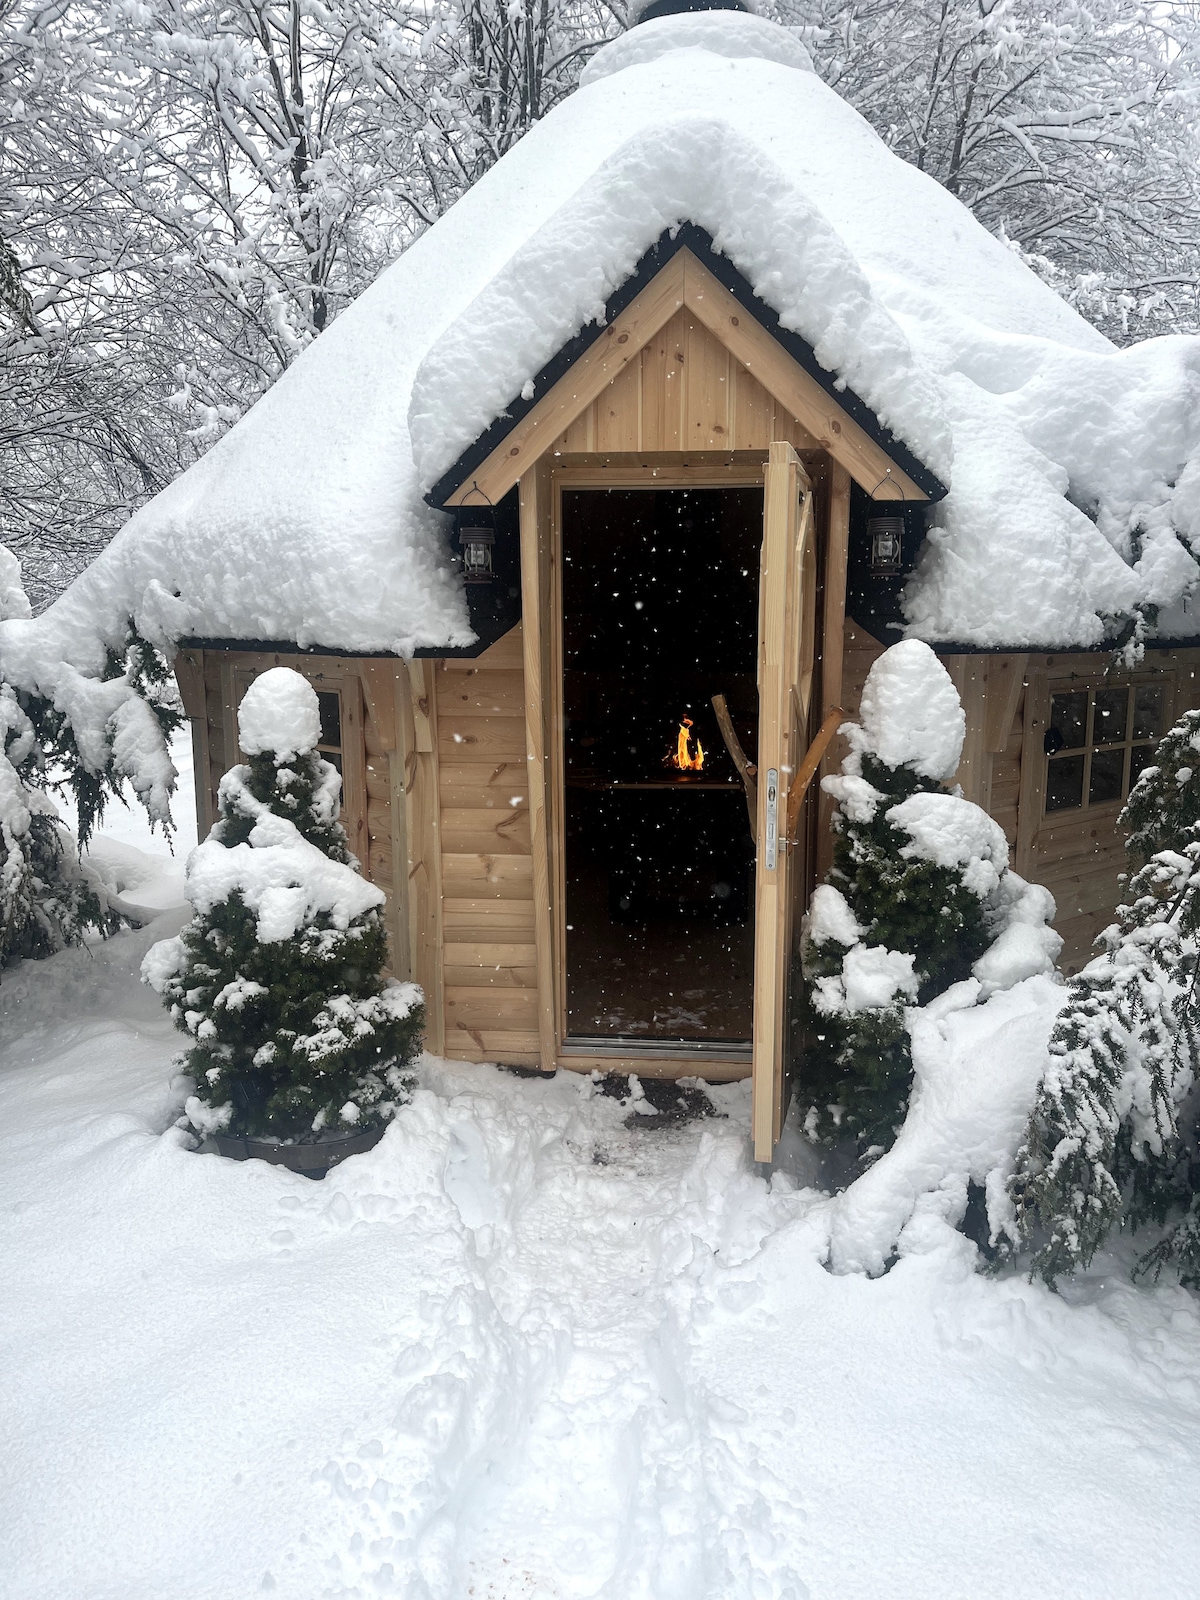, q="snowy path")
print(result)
[5,917,1200,1599]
